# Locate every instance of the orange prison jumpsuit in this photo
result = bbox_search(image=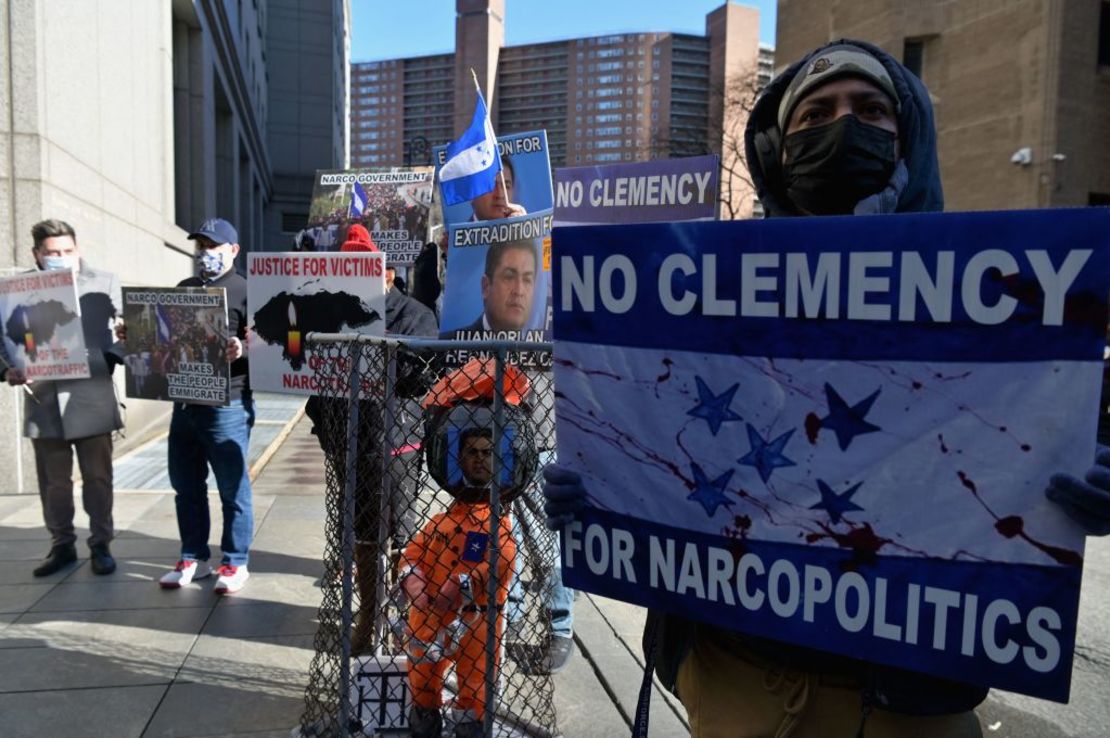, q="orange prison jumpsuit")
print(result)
[402,502,516,721]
